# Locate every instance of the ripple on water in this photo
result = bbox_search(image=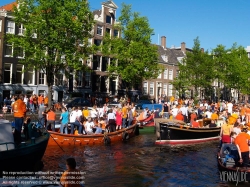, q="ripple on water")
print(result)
[42,134,249,187]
